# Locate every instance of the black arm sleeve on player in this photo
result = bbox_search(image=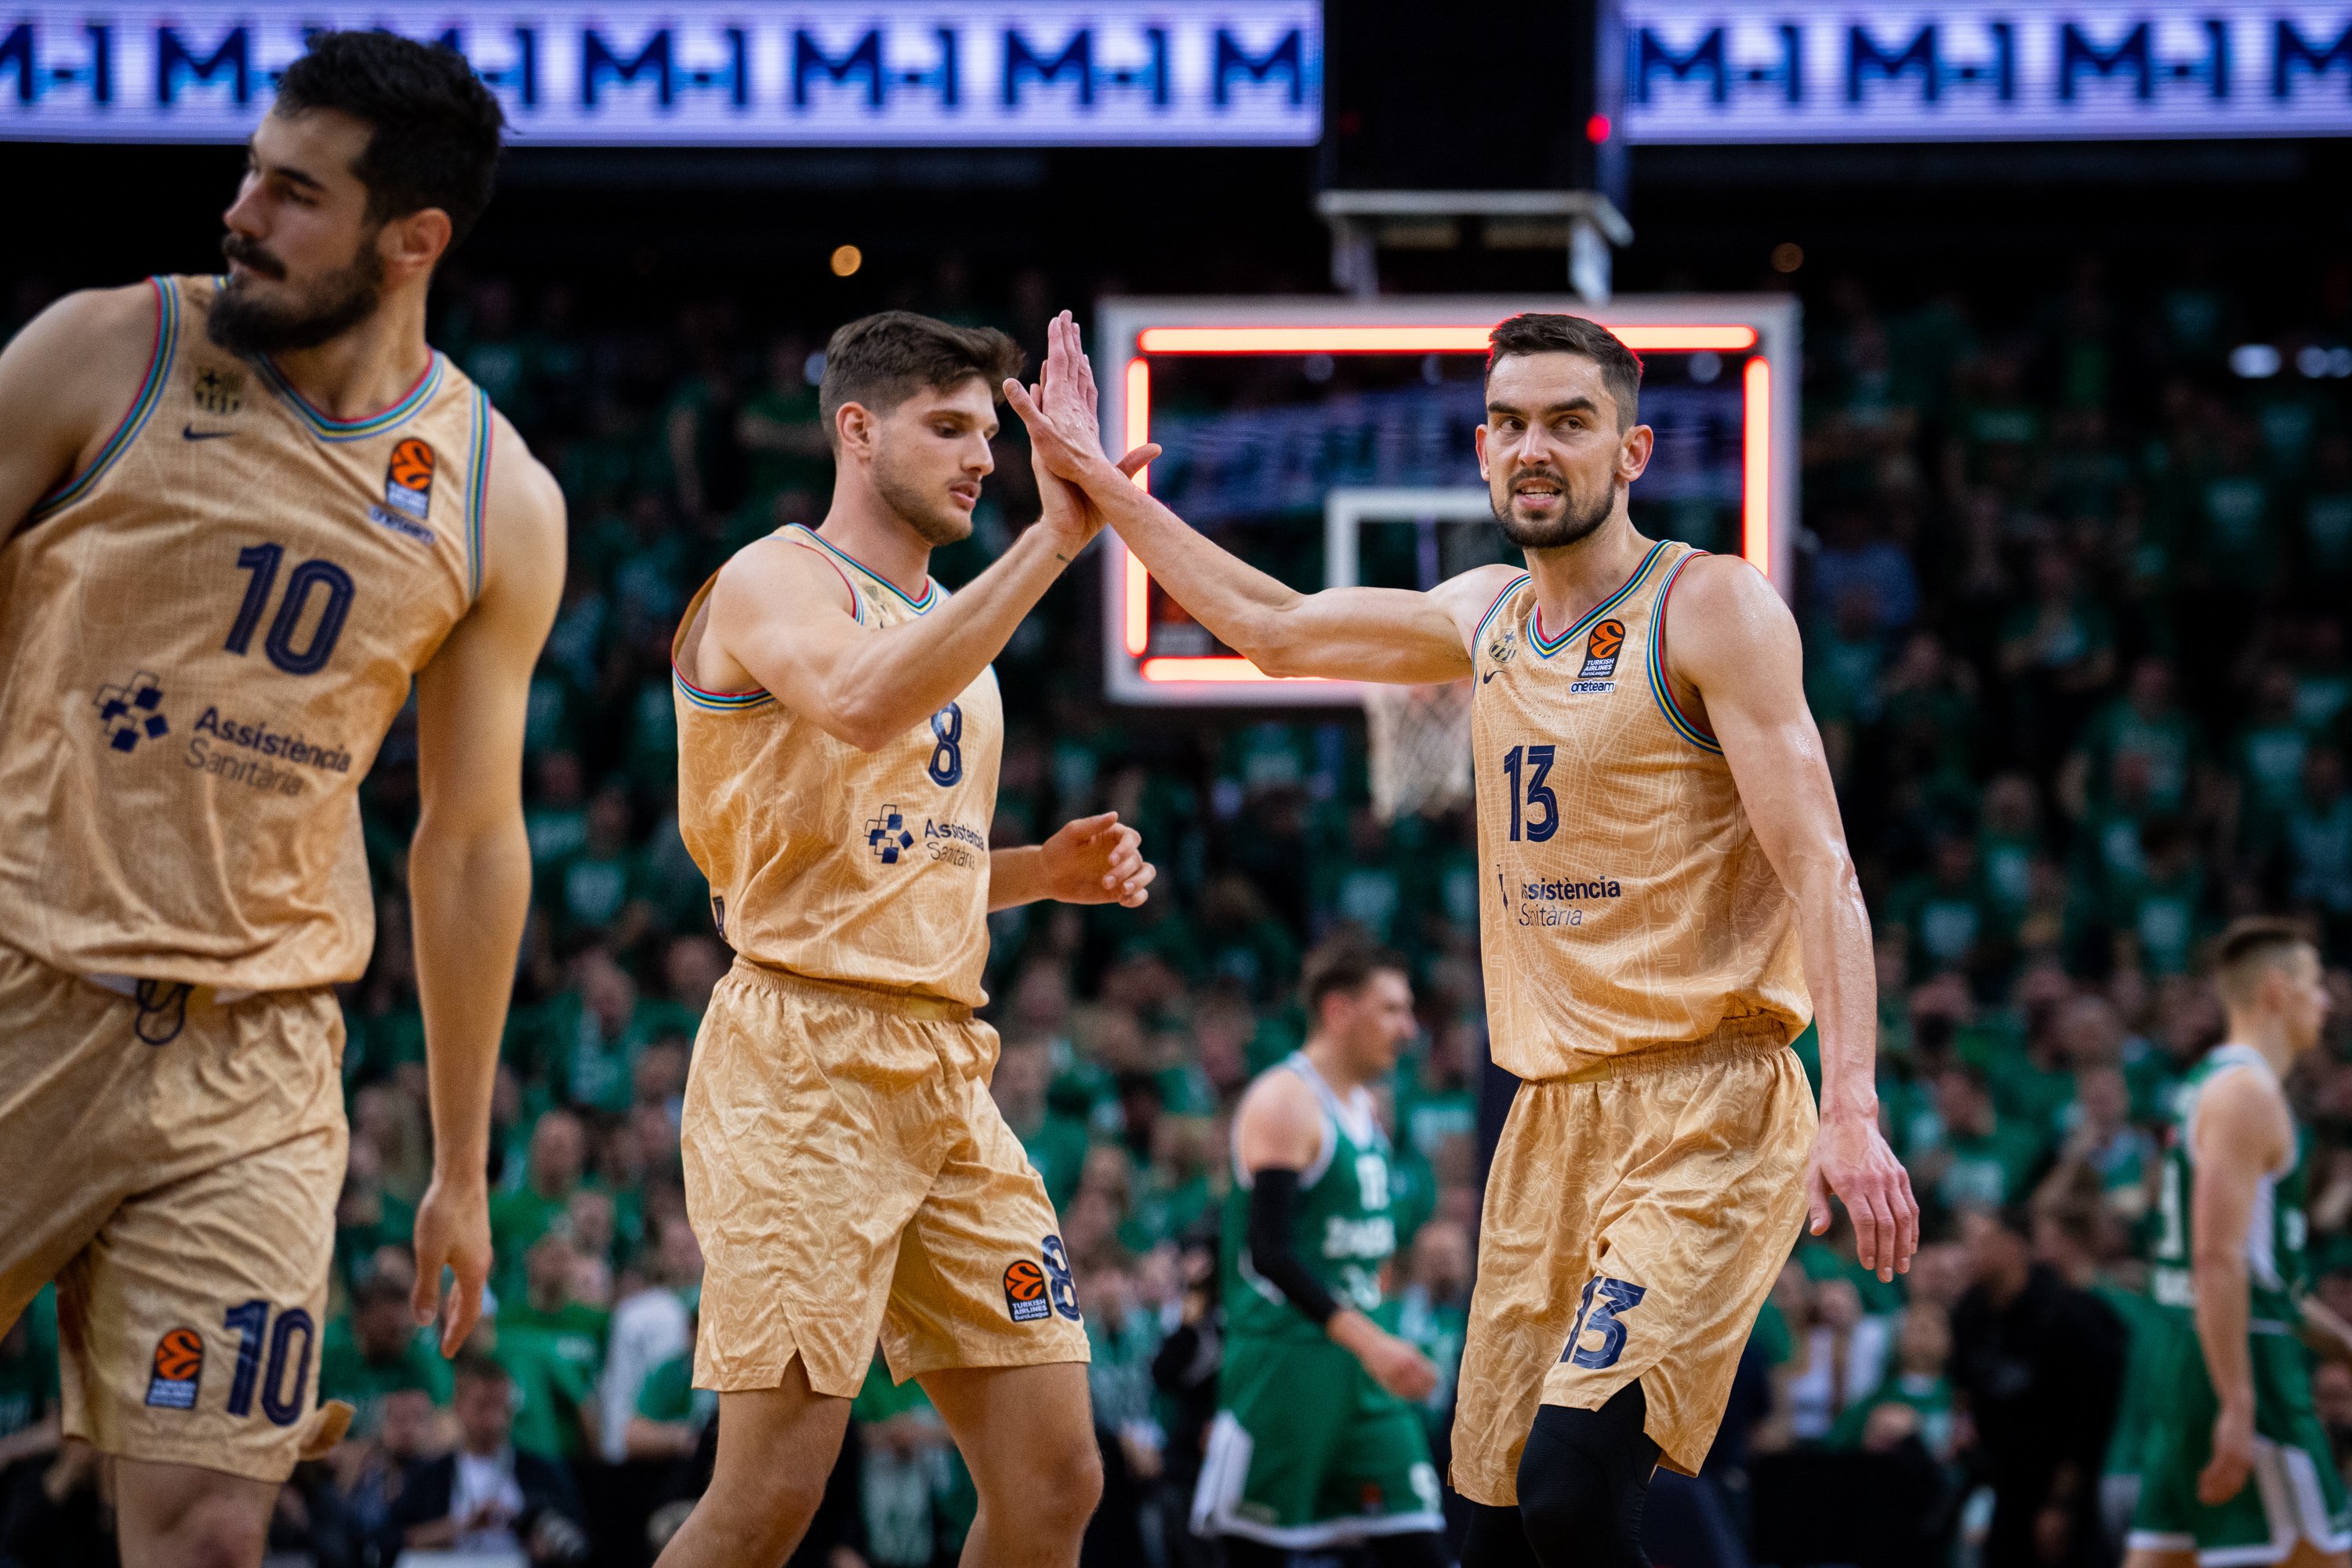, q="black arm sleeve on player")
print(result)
[1247,1167,1342,1328]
